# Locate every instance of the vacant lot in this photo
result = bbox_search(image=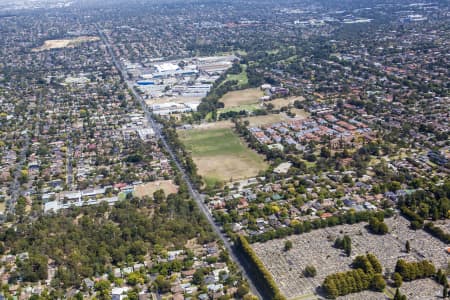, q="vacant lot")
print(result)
[220,88,264,108]
[134,180,178,198]
[269,96,305,109]
[178,128,268,185]
[244,111,309,127]
[33,36,100,51]
[252,216,448,299]
[146,96,203,105]
[192,120,234,130]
